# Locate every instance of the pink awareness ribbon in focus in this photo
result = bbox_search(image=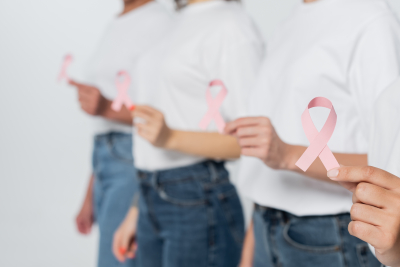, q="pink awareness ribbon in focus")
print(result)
[295,97,340,172]
[58,54,73,82]
[111,71,133,111]
[199,80,228,133]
